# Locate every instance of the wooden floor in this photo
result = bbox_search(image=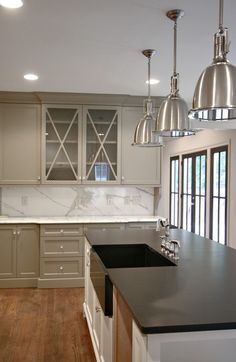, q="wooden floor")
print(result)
[0,288,96,362]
